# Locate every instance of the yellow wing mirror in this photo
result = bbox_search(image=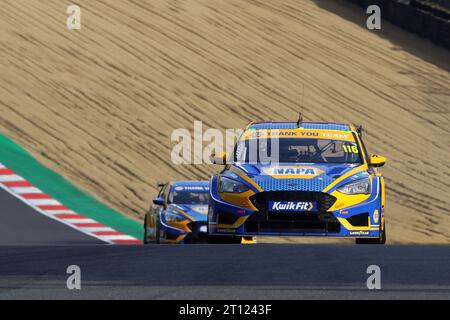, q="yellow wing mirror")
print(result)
[369,154,387,167]
[209,151,227,165]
